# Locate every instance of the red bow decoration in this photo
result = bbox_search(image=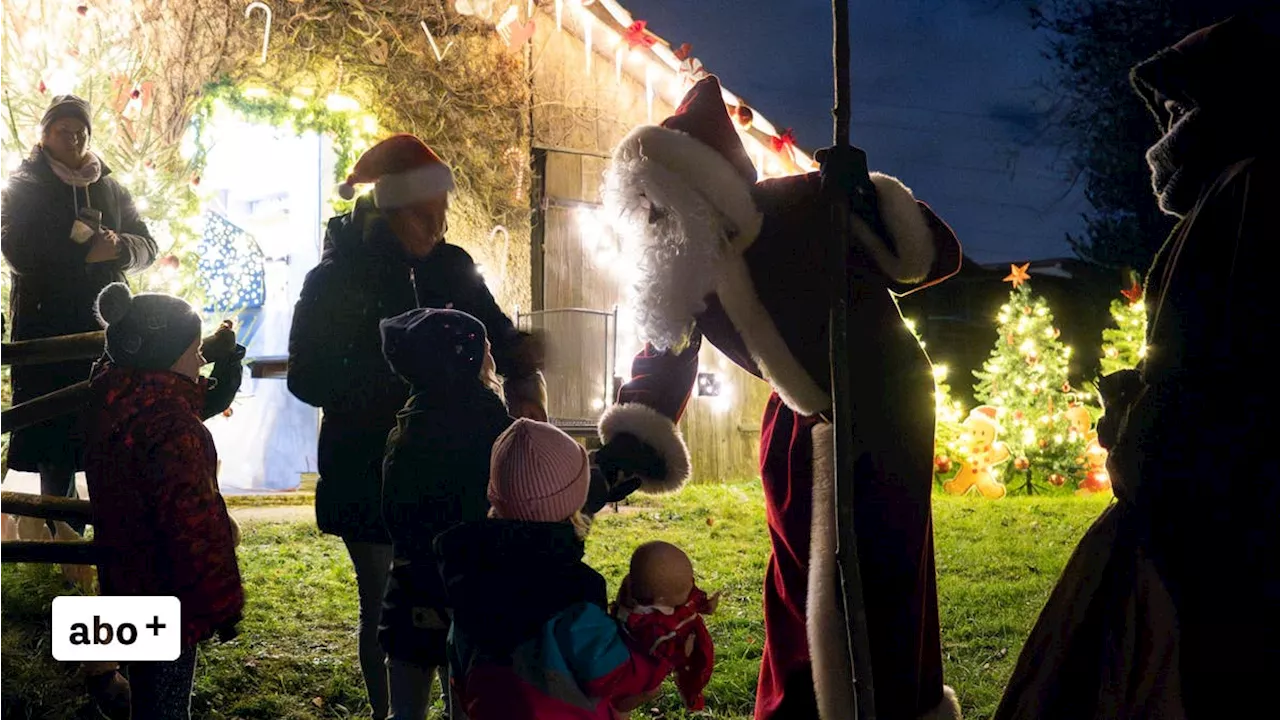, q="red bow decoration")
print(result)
[1120,280,1143,304]
[771,128,796,153]
[673,42,693,61]
[623,20,657,49]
